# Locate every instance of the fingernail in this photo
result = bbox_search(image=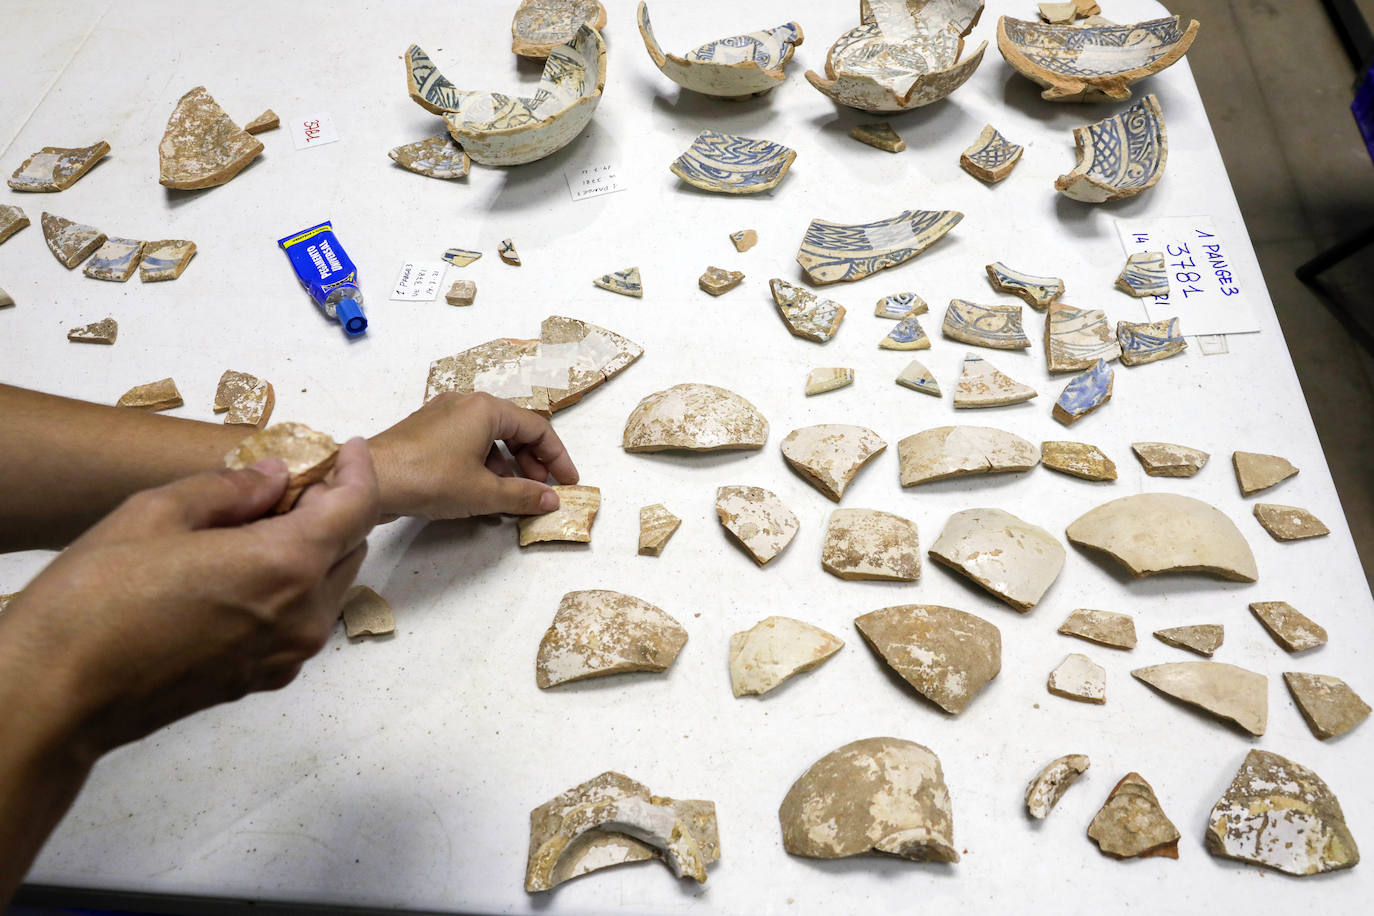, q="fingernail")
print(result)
[538,489,559,512]
[249,458,288,476]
